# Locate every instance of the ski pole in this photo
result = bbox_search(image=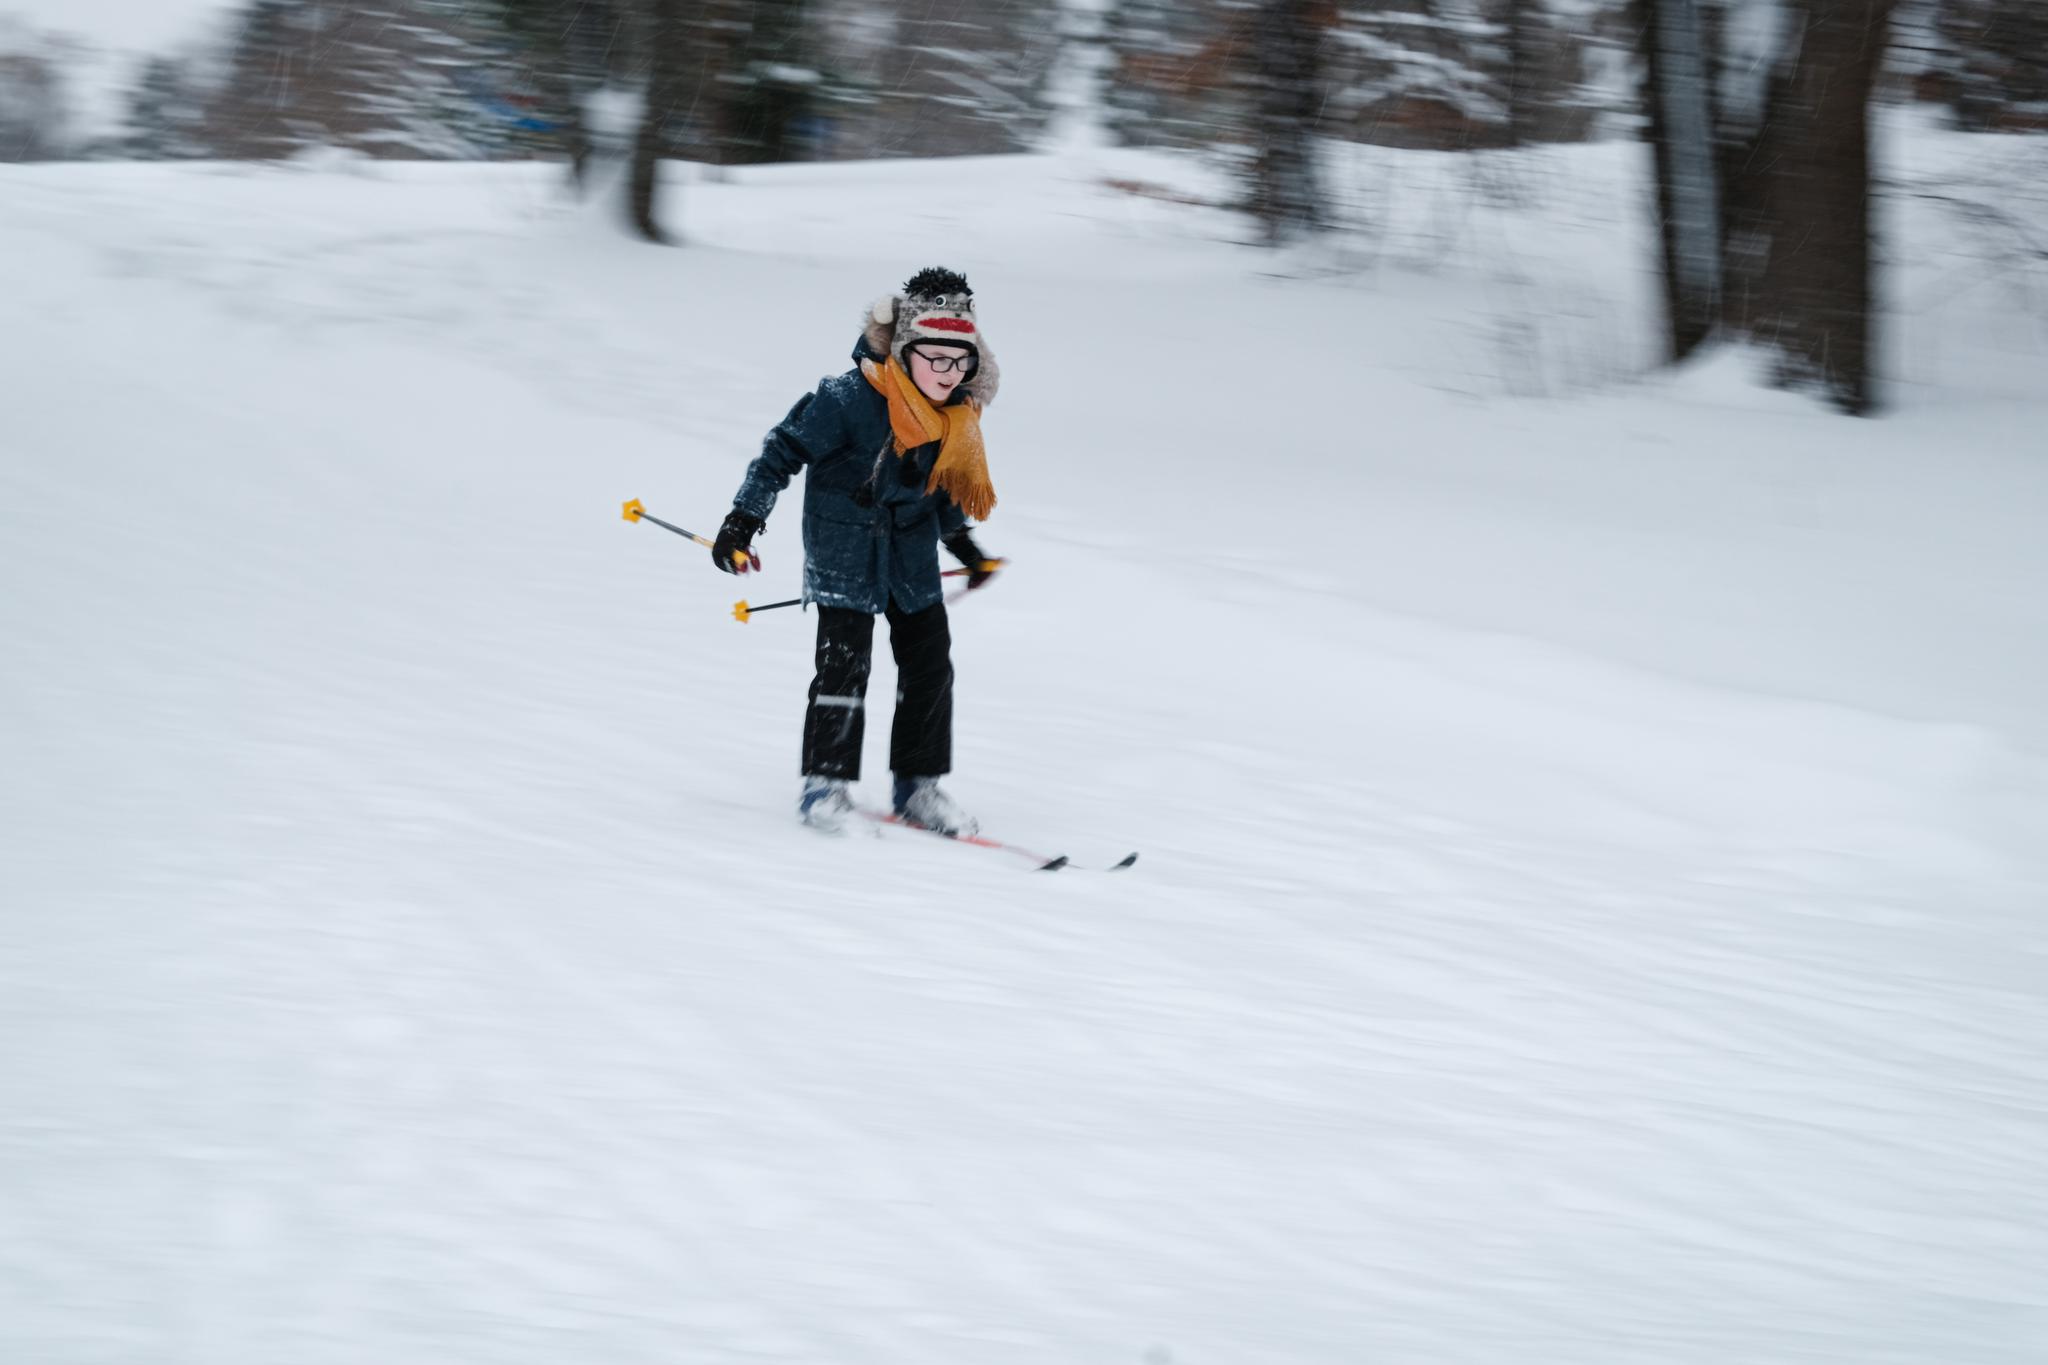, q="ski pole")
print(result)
[622,498,760,572]
[941,558,1006,580]
[732,557,1007,619]
[733,597,803,624]
[943,557,1008,604]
